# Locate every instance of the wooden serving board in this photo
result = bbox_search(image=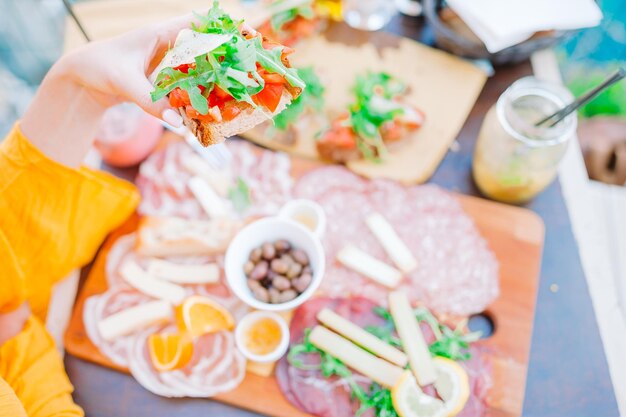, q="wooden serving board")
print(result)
[65,147,544,417]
